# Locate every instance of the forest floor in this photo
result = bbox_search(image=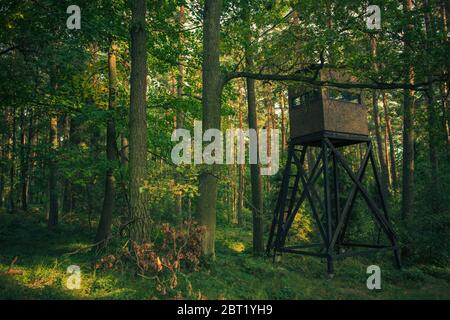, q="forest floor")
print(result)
[0,210,449,300]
